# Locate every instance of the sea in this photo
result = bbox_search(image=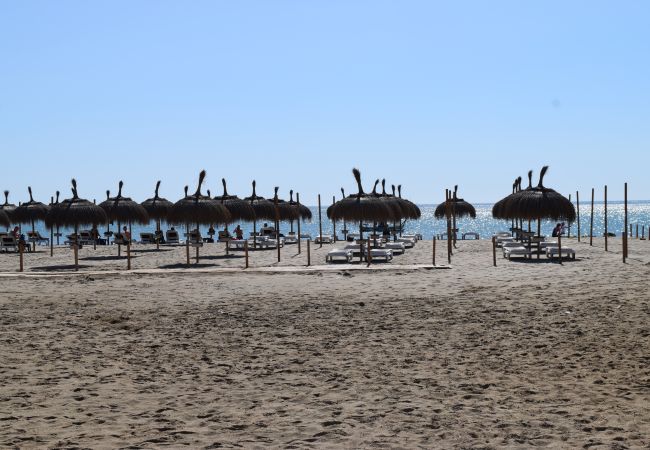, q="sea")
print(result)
[13,201,650,242]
